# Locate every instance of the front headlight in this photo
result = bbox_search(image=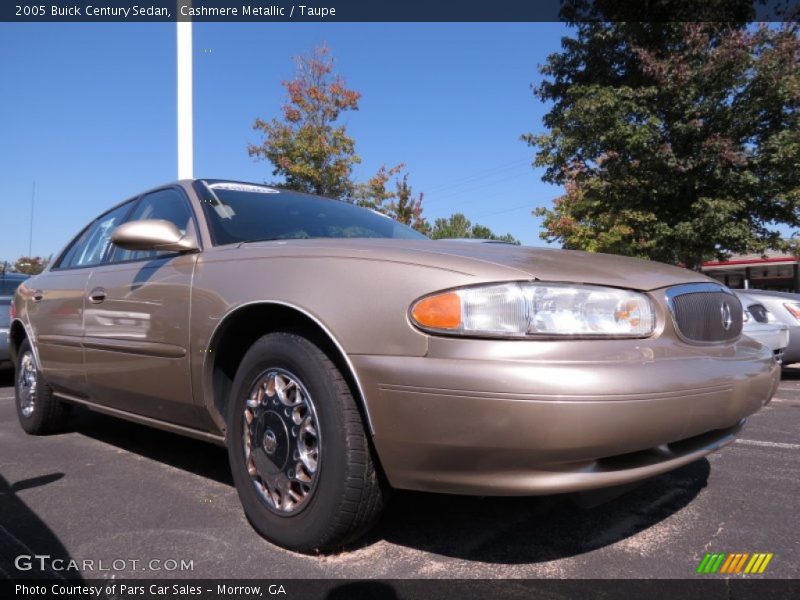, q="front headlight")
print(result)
[410,282,656,338]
